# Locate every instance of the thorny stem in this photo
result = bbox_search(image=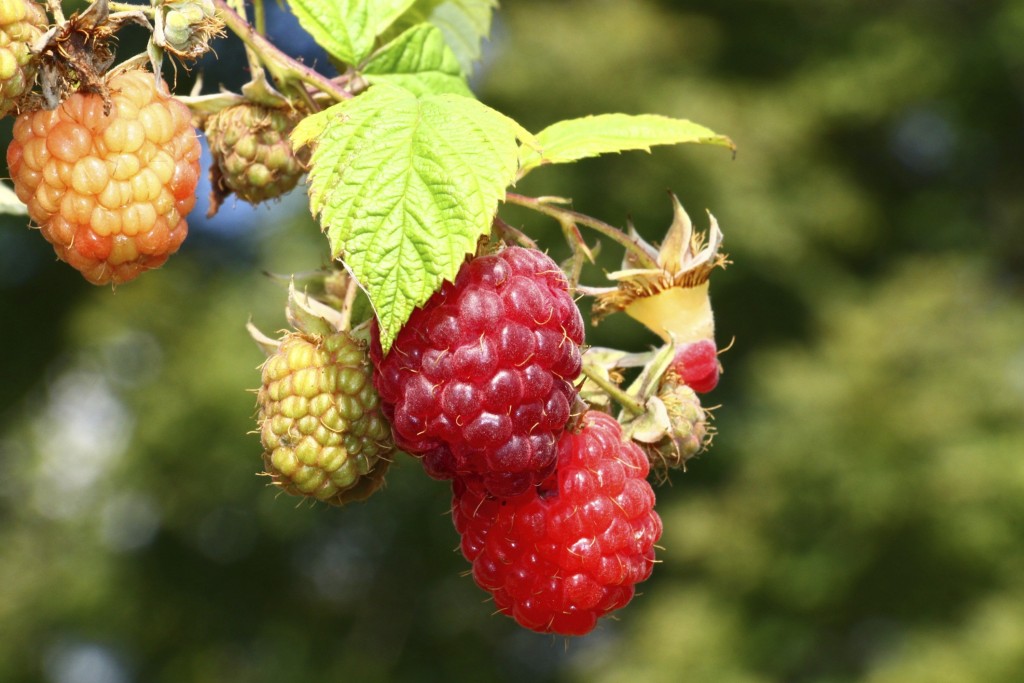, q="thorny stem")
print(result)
[581,365,645,417]
[211,0,350,103]
[505,193,659,271]
[45,0,65,23]
[492,216,539,250]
